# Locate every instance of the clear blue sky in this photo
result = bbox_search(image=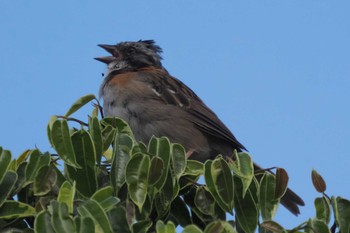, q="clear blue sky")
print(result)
[1,1,349,228]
